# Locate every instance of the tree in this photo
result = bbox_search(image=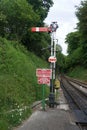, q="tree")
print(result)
[55,44,65,73]
[76,0,87,67]
[76,1,87,41]
[27,0,53,24]
[65,31,81,55]
[63,1,87,71]
[0,12,7,36]
[65,31,83,70]
[0,0,53,59]
[0,0,39,40]
[22,0,53,58]
[22,32,51,59]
